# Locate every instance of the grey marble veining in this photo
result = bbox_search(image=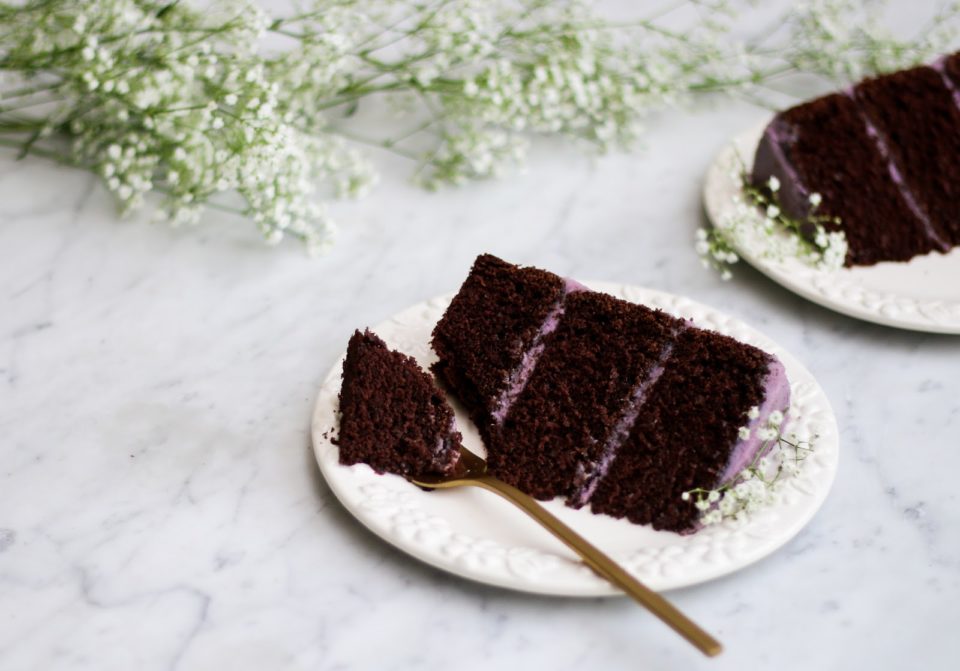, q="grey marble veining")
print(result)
[2,7,960,671]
